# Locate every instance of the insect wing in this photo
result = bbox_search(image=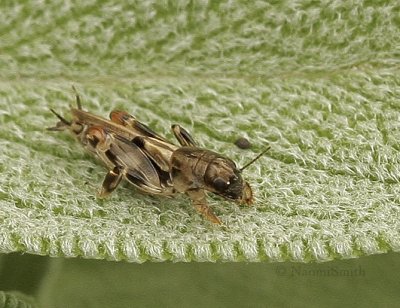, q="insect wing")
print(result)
[104,135,165,194]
